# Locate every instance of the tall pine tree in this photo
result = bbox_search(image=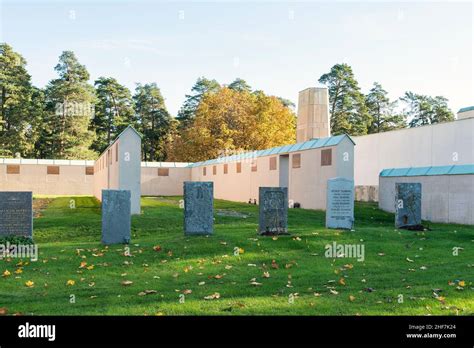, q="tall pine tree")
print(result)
[366,82,406,133]
[42,51,97,159]
[318,64,371,135]
[0,43,35,157]
[91,77,135,153]
[134,83,172,161]
[401,92,454,127]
